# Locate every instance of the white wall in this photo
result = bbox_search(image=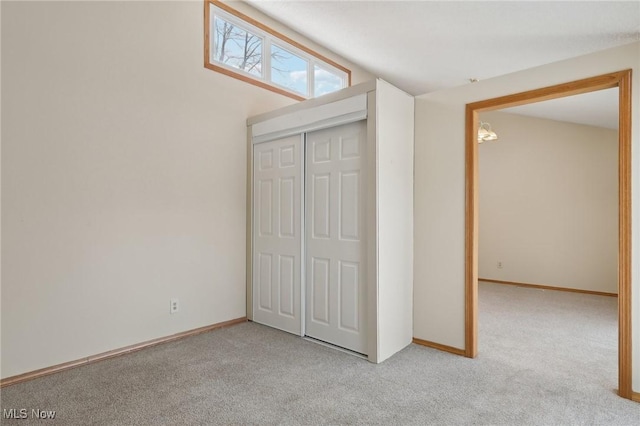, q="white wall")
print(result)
[0,0,373,379]
[413,42,640,391]
[376,80,414,361]
[478,111,618,294]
